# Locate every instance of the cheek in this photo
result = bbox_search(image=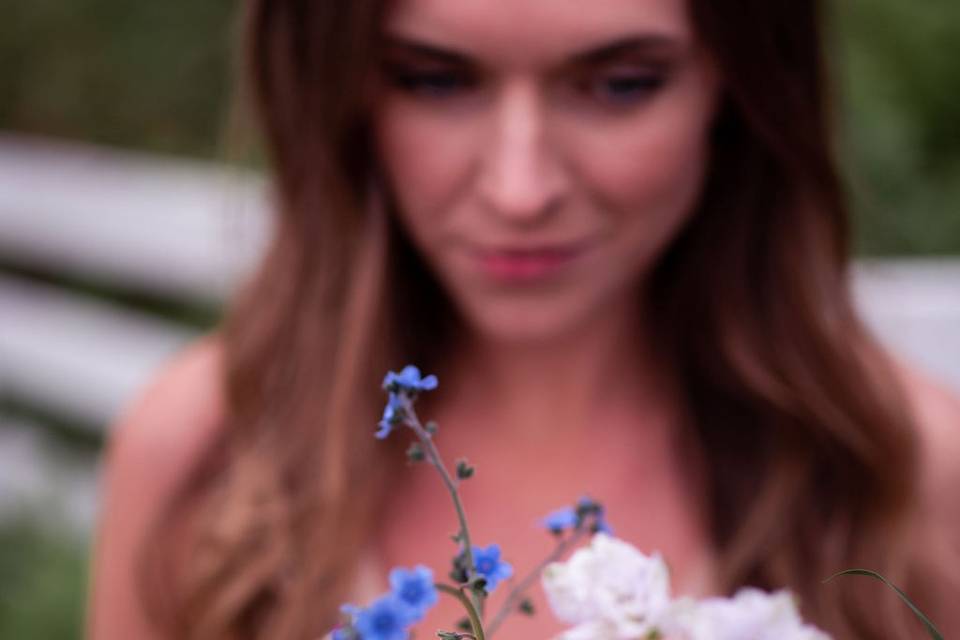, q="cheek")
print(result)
[374,101,477,232]
[571,89,717,267]
[577,106,712,225]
